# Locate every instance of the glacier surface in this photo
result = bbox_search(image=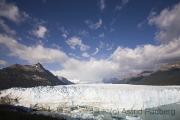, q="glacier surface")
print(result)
[0,84,180,119]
